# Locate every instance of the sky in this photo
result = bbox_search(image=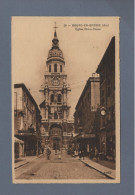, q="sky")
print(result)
[12,17,119,118]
